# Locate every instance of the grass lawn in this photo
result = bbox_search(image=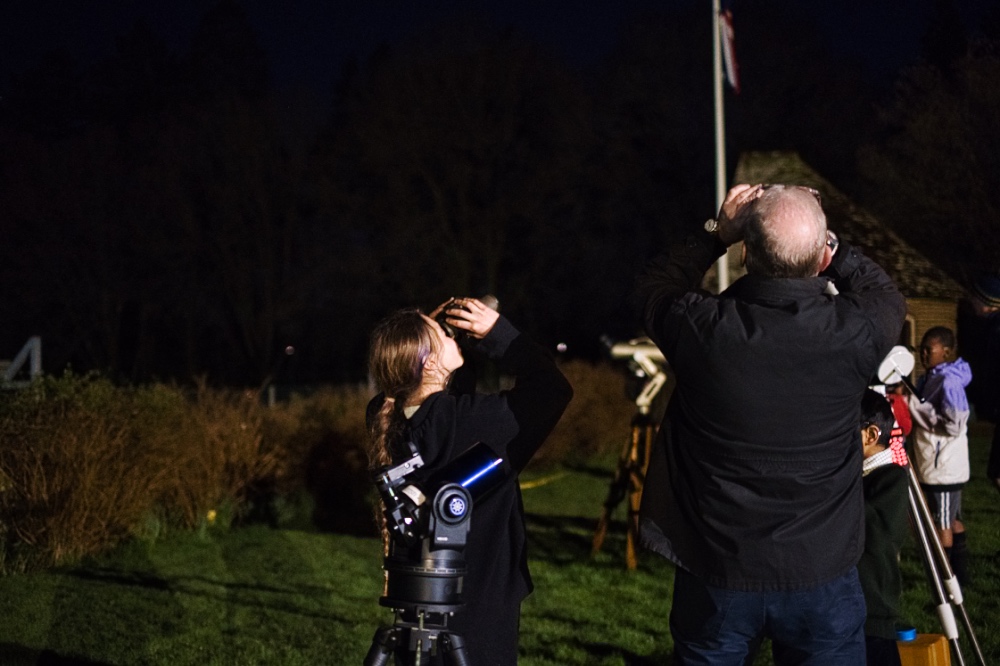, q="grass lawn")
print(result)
[0,428,997,665]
